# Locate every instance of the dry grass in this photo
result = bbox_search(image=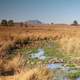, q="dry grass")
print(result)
[59,37,80,54]
[17,67,53,80]
[0,67,53,80]
[0,53,25,74]
[0,24,80,79]
[0,25,80,58]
